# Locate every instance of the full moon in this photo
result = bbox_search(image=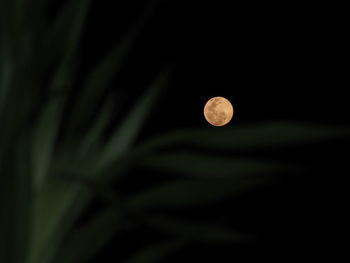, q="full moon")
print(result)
[204,96,234,126]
